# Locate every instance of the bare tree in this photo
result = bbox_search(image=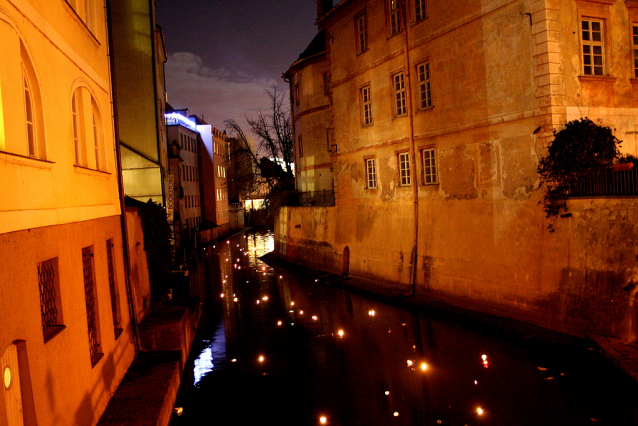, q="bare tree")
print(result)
[225,86,295,222]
